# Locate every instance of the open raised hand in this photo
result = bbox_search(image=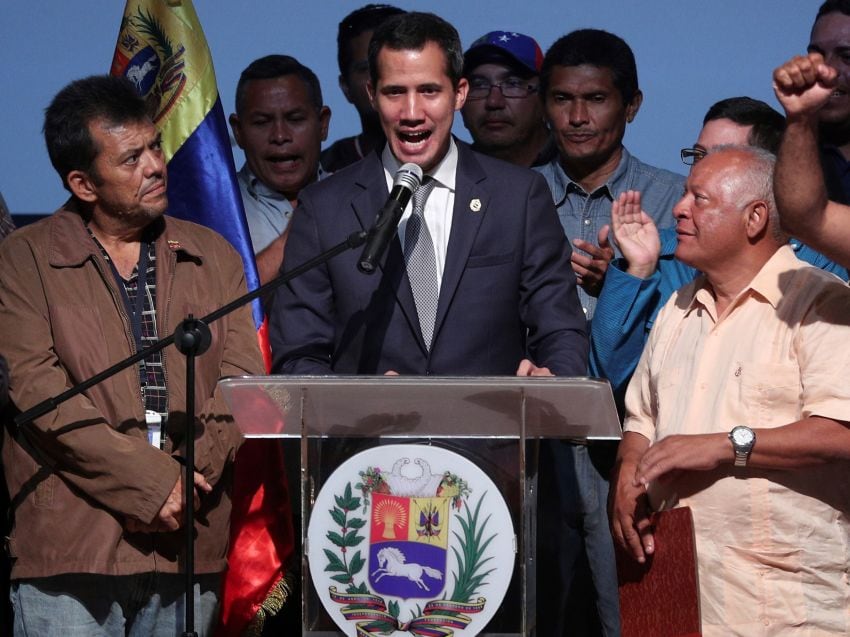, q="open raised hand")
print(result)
[611,190,660,279]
